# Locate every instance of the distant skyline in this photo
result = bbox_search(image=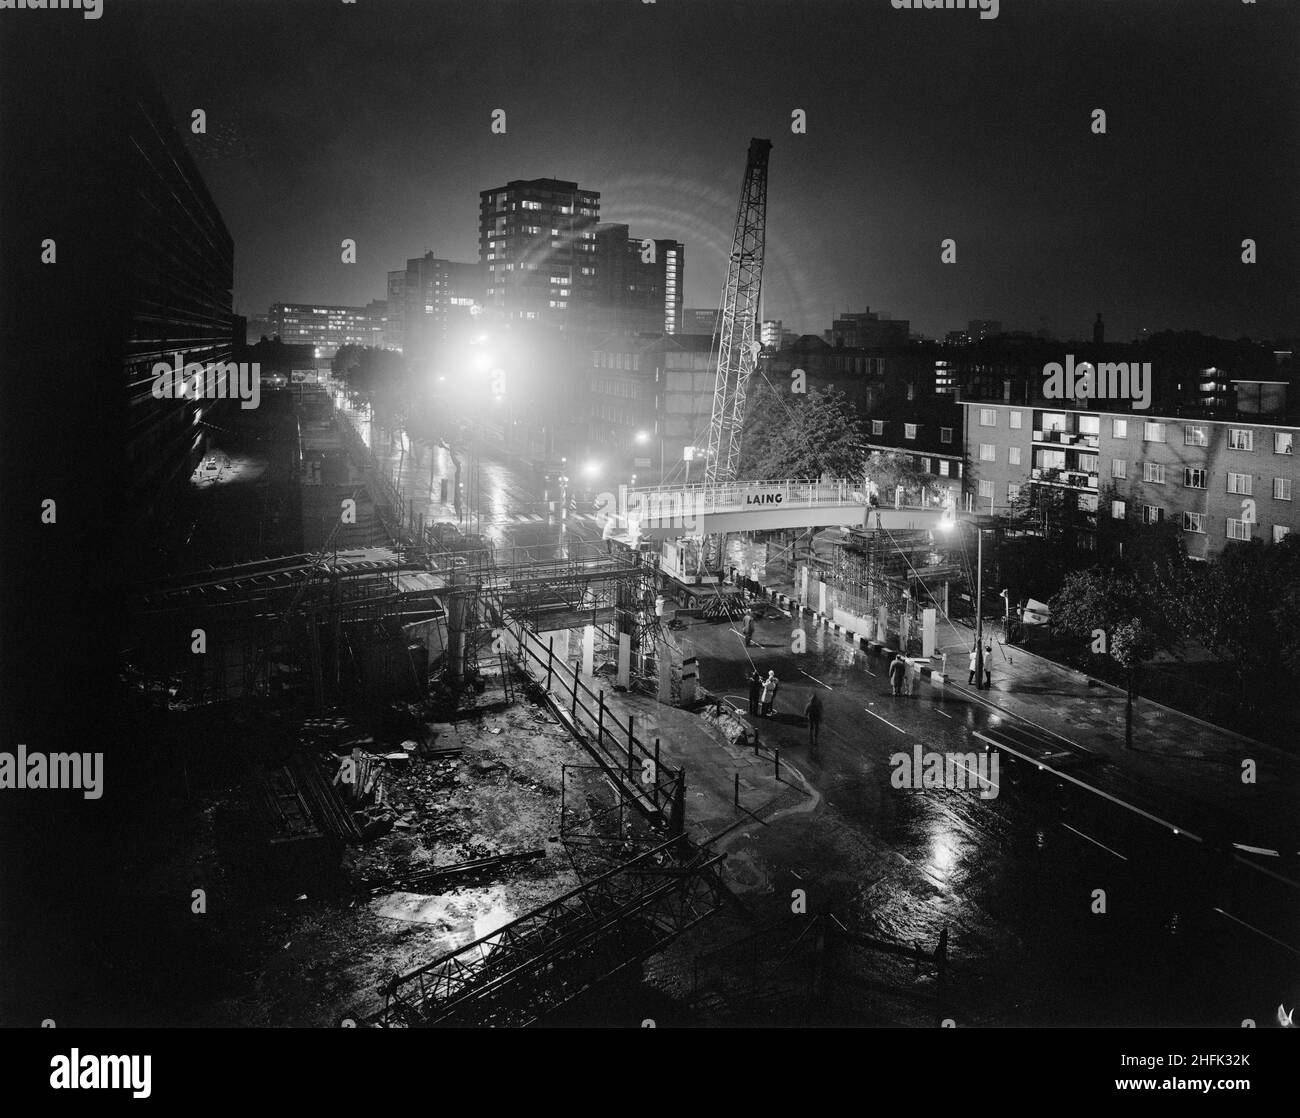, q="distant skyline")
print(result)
[133,0,1297,342]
